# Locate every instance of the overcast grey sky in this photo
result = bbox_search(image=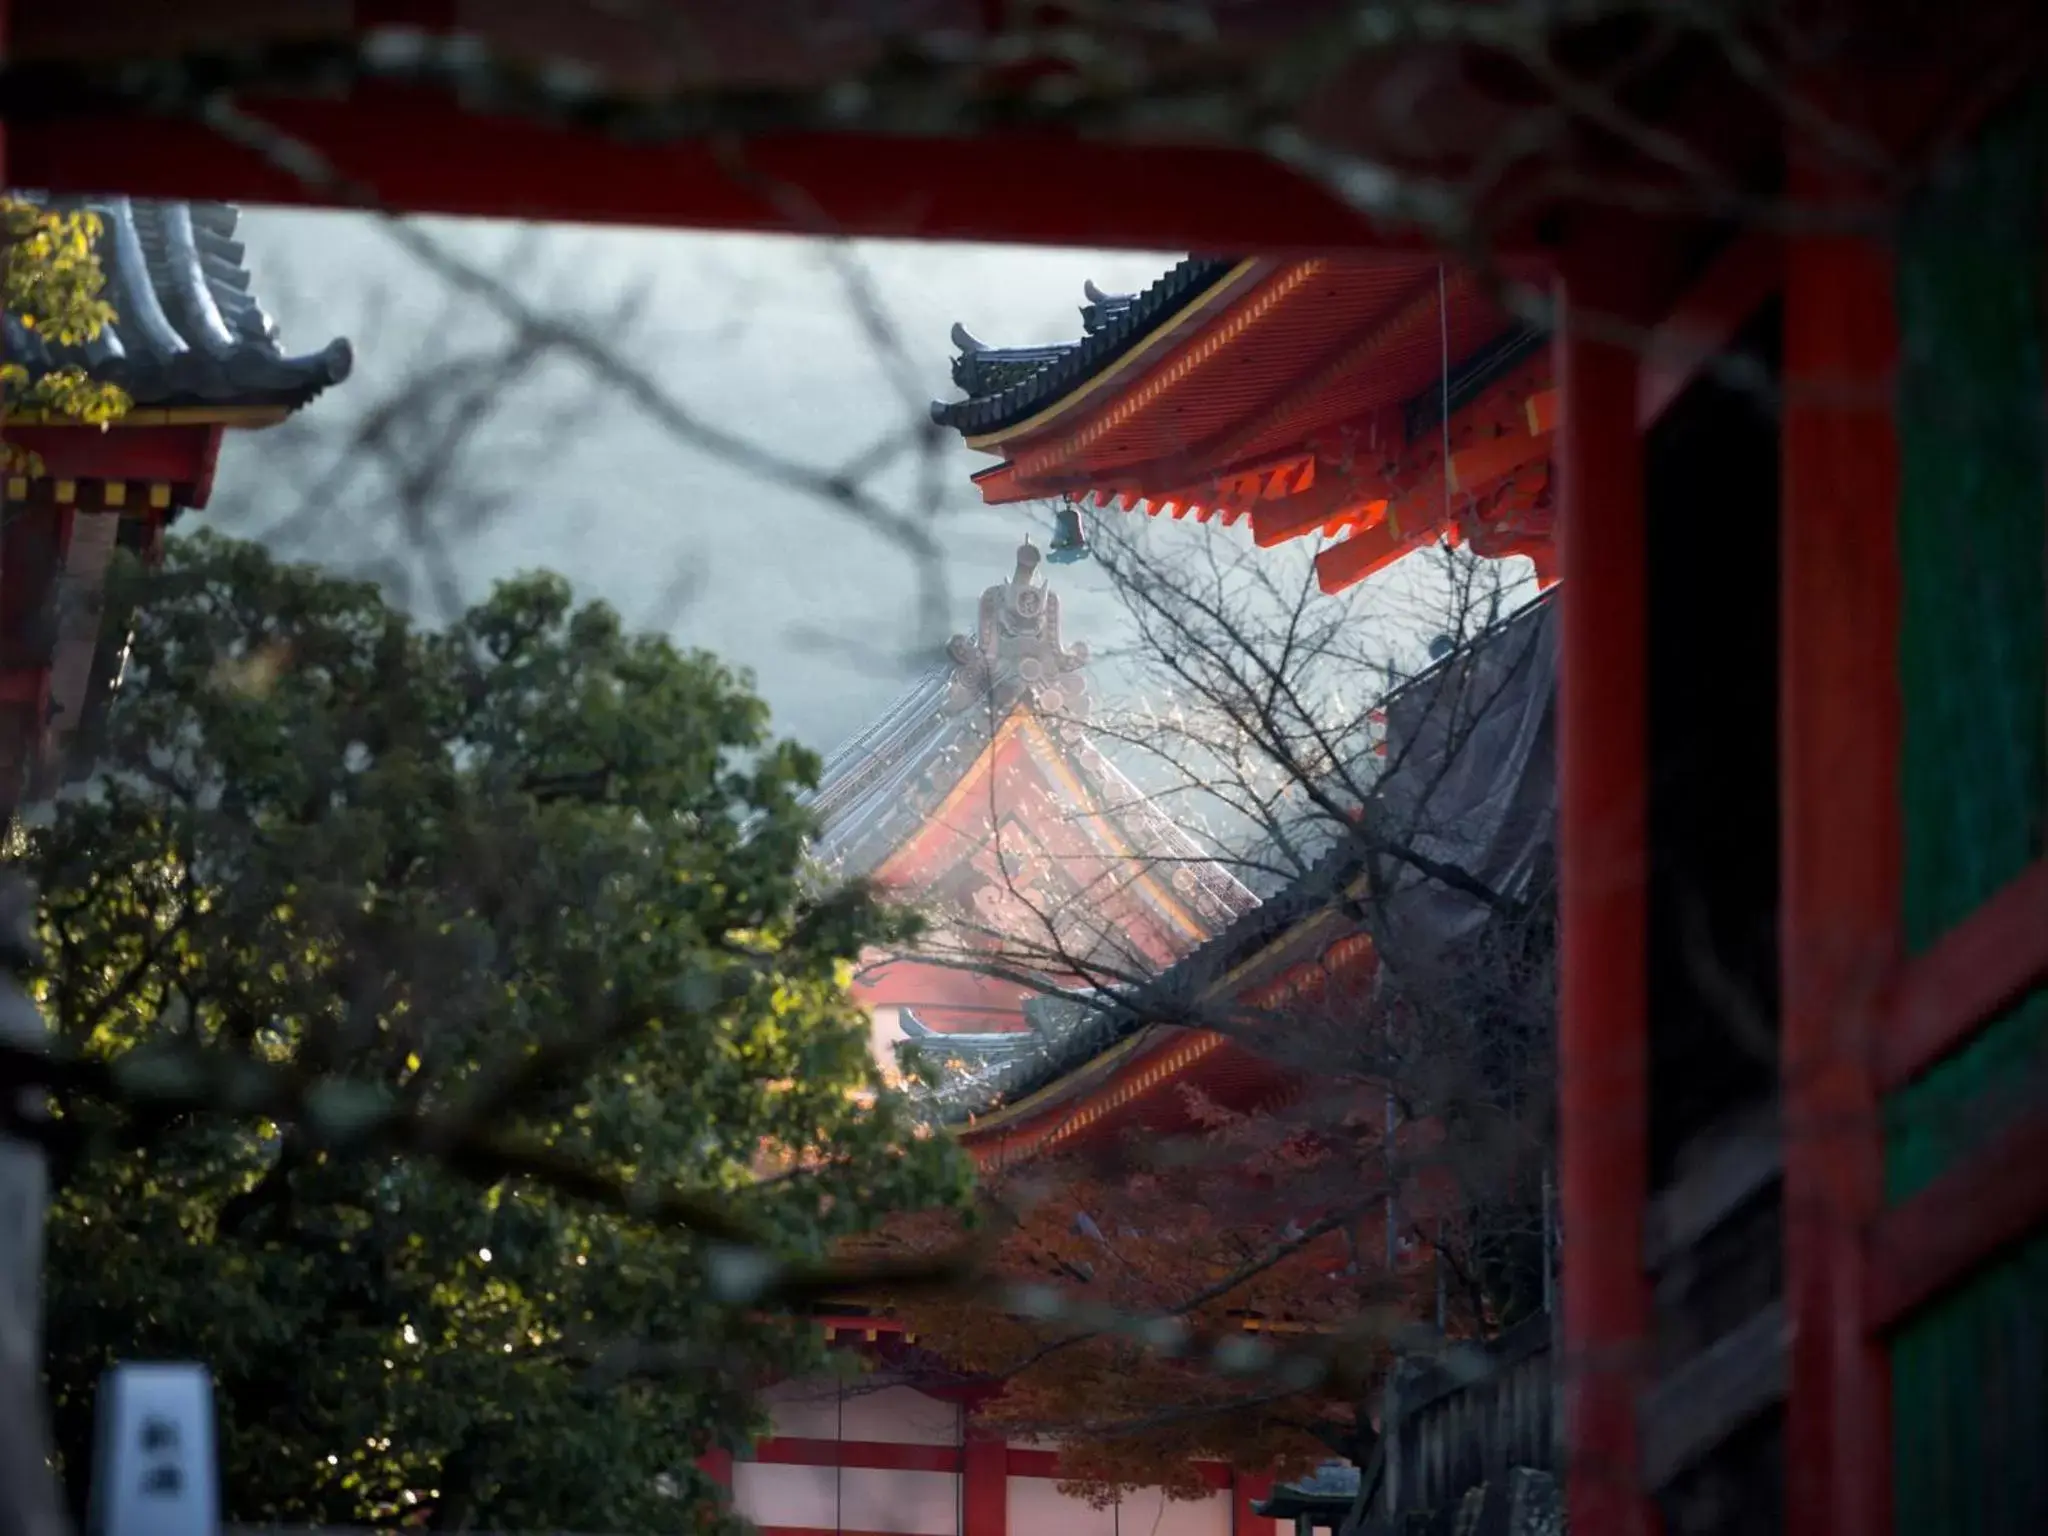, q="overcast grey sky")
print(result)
[202,210,1490,772]
[205,209,1228,755]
